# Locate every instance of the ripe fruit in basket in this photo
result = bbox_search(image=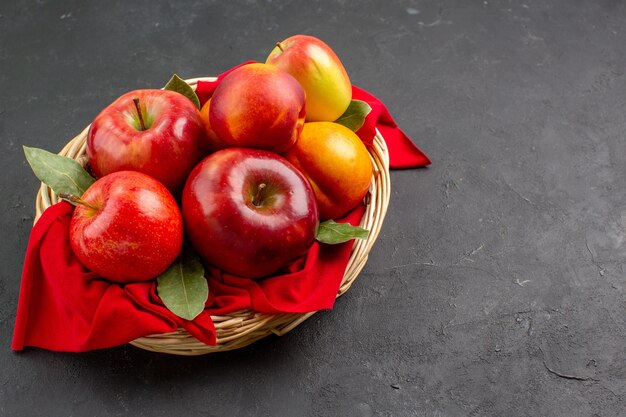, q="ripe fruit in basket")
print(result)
[87,89,209,195]
[182,148,319,278]
[283,122,372,220]
[209,63,306,153]
[199,99,227,151]
[266,34,352,122]
[64,171,183,283]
